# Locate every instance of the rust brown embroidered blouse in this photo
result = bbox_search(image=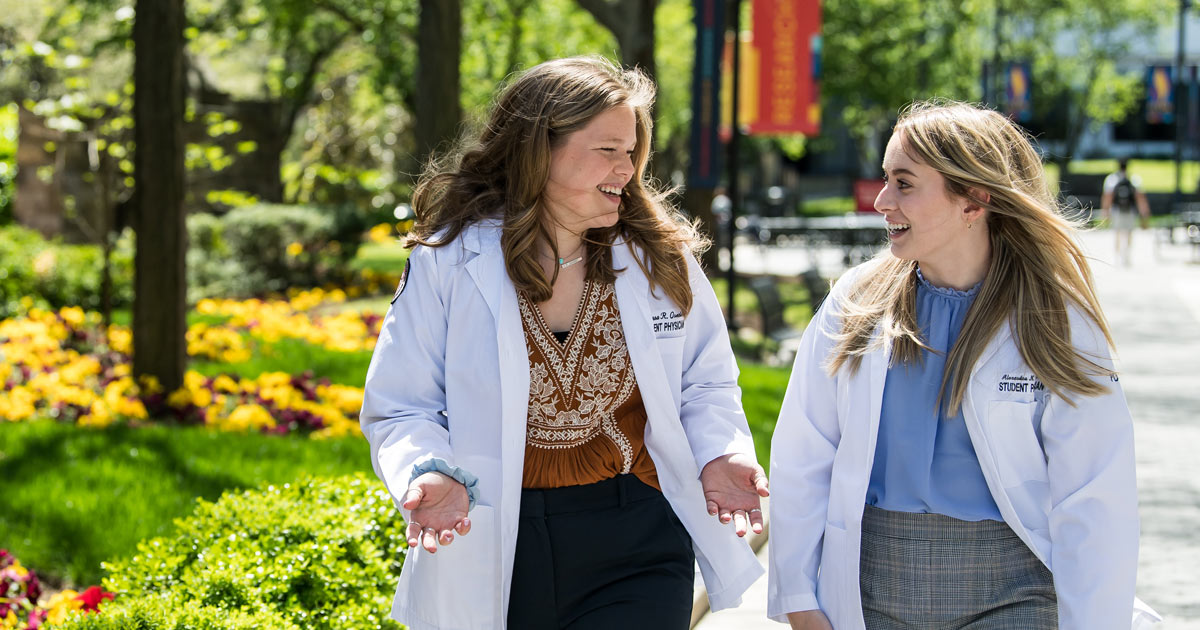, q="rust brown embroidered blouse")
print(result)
[517,280,660,490]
